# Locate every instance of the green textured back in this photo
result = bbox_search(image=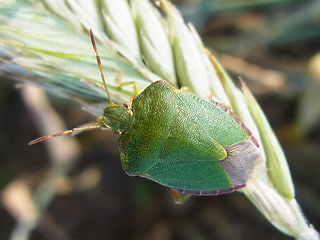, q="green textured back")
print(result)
[119,80,256,194]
